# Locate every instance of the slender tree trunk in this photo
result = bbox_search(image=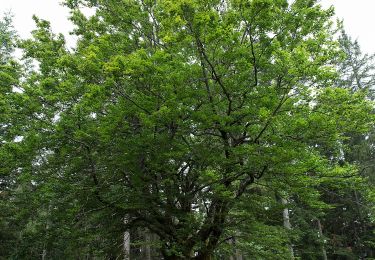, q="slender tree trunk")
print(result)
[229,236,243,260]
[42,249,47,260]
[150,233,159,258]
[42,204,51,260]
[281,197,292,229]
[279,196,294,259]
[235,249,243,260]
[123,218,130,260]
[317,219,328,260]
[123,231,130,260]
[142,231,152,260]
